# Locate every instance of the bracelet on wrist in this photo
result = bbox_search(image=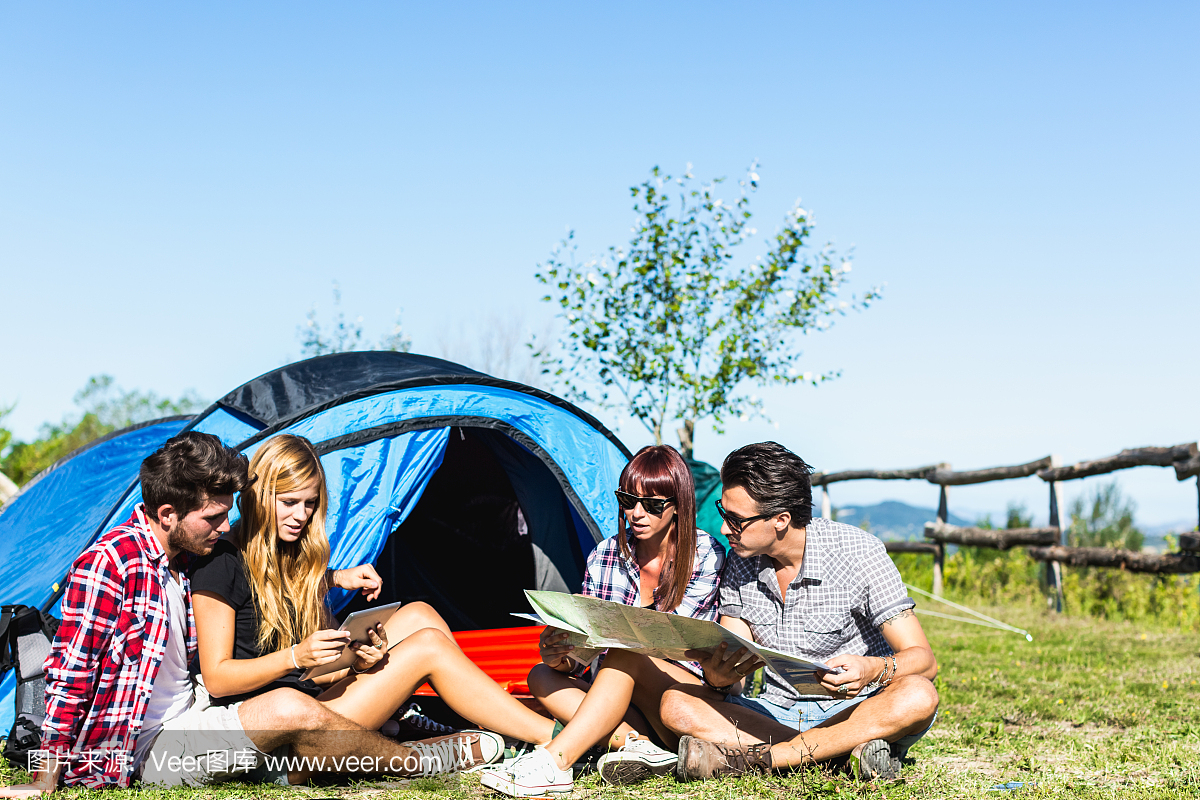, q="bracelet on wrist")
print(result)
[865,657,887,690]
[289,644,299,670]
[350,662,367,675]
[702,670,736,693]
